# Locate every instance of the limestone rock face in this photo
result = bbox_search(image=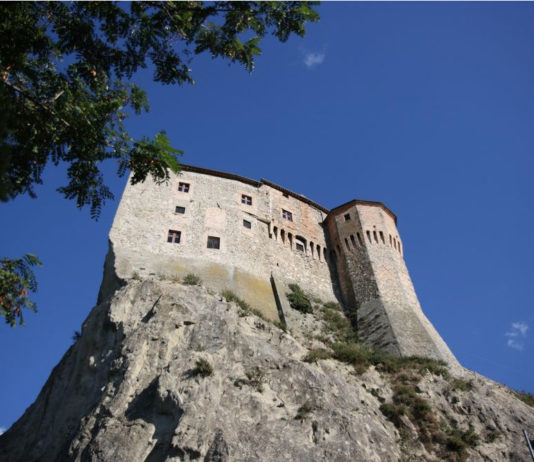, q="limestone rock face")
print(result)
[1,279,533,461]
